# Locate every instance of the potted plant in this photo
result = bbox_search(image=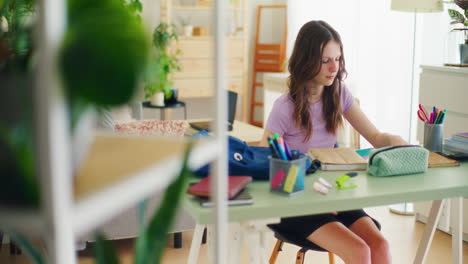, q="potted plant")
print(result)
[144,22,181,106]
[448,0,468,64]
[2,1,194,263]
[179,15,193,37]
